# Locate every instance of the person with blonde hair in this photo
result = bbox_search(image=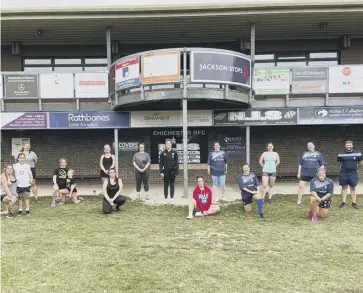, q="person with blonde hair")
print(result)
[58,169,83,204]
[51,158,68,208]
[1,164,18,218]
[13,153,33,216]
[19,141,39,201]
